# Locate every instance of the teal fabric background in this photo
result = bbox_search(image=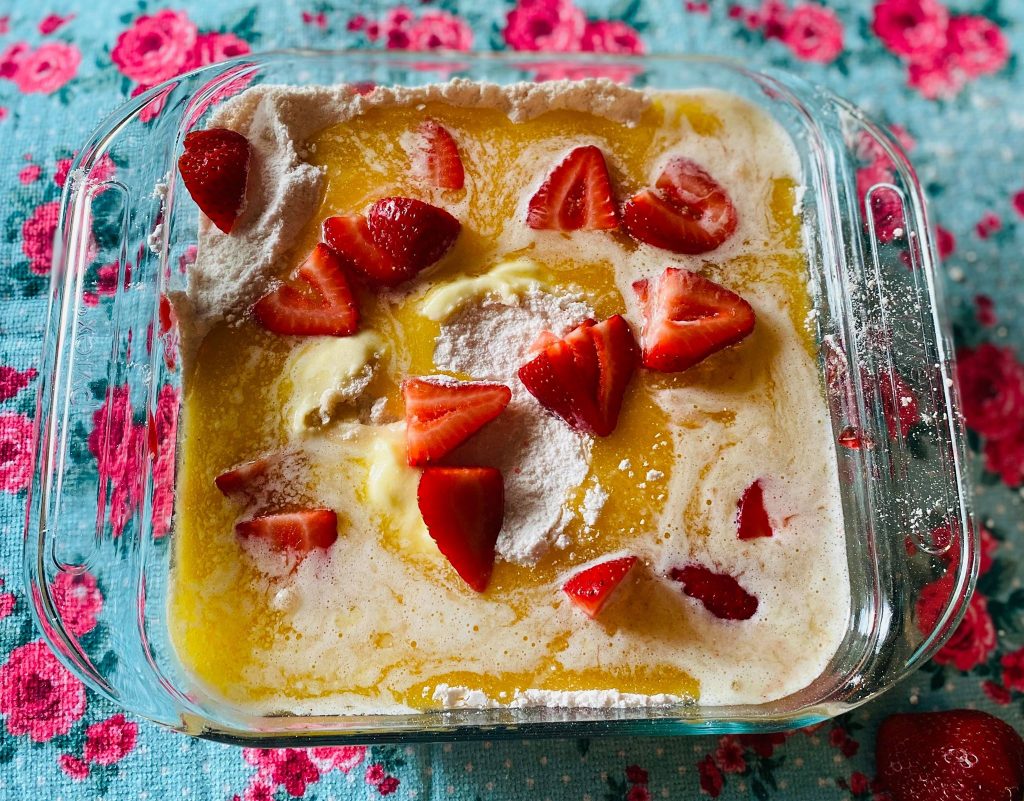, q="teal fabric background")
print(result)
[1,0,1023,799]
